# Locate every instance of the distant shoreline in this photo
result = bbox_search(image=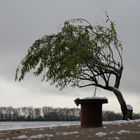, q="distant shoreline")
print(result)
[0,106,140,122]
